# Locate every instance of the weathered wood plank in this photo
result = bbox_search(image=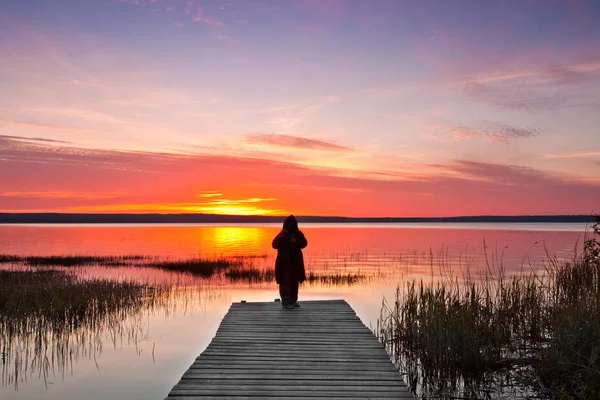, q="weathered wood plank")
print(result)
[165,300,411,399]
[177,378,404,386]
[168,397,413,400]
[169,389,410,398]
[173,384,407,391]
[188,365,399,372]
[179,374,405,383]
[205,342,385,349]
